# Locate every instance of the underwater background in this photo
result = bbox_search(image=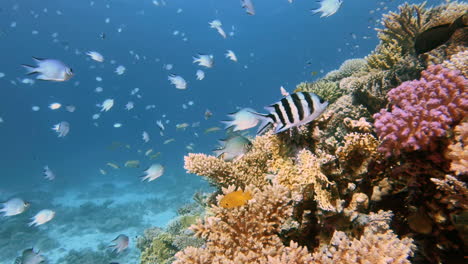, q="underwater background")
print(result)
[0,0,466,263]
